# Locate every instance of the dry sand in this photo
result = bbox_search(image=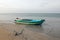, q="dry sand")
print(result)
[0,21,60,40]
